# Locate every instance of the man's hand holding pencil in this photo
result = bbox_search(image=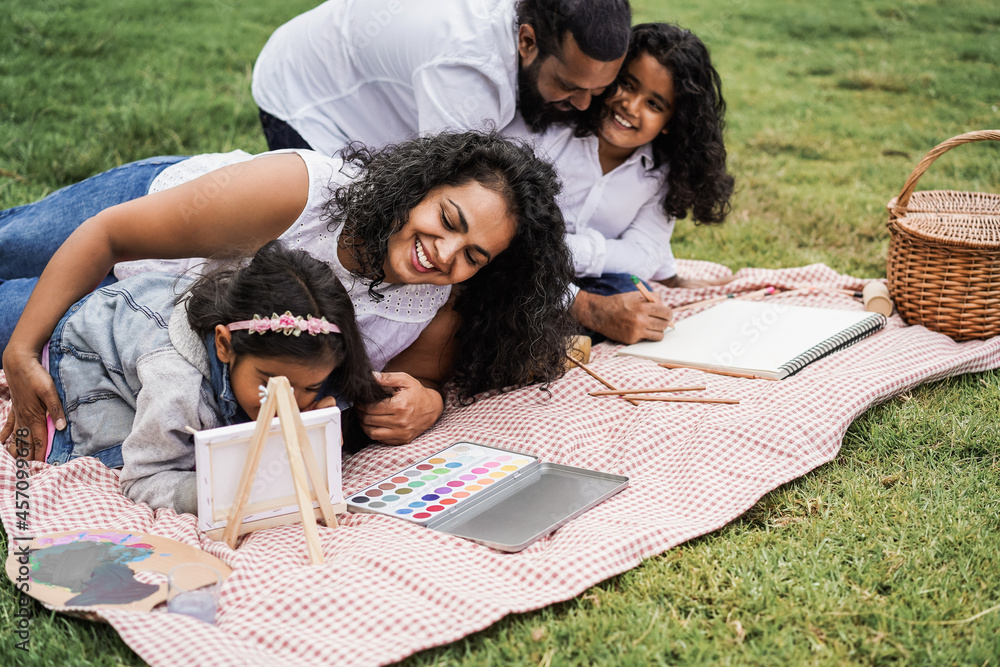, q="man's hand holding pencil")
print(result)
[570,277,674,344]
[631,275,675,329]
